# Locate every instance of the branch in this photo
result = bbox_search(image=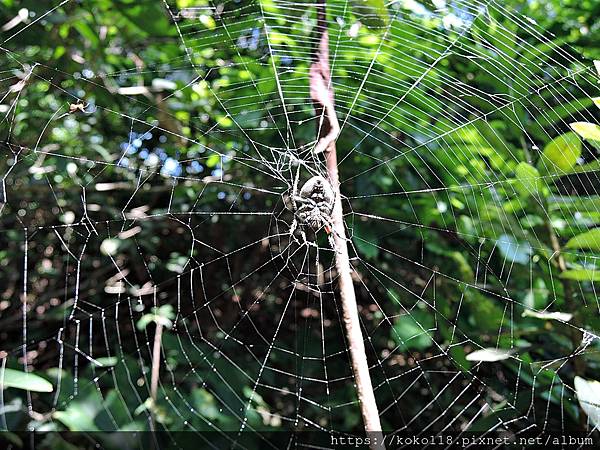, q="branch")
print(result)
[310,3,384,446]
[310,4,339,155]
